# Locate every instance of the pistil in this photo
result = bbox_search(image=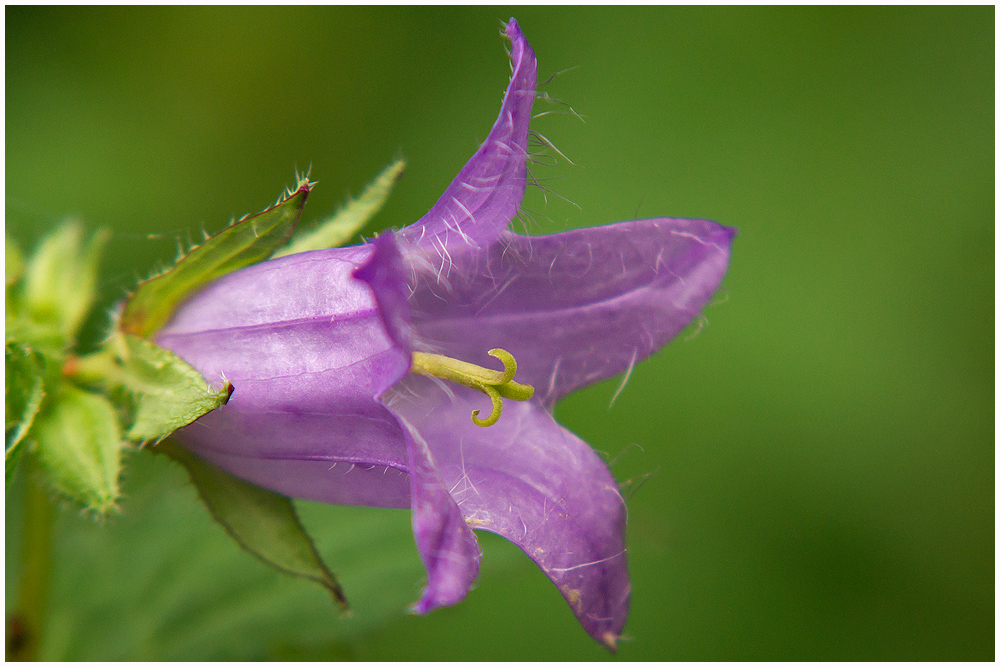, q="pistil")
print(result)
[410,348,534,426]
